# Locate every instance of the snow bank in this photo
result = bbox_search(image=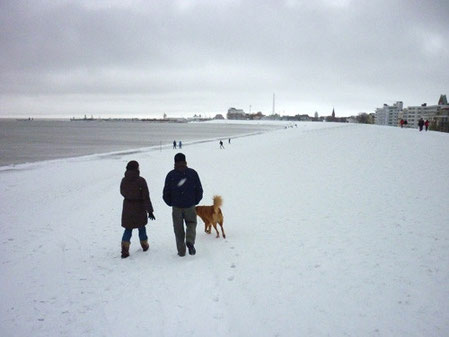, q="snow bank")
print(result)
[1,122,448,337]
